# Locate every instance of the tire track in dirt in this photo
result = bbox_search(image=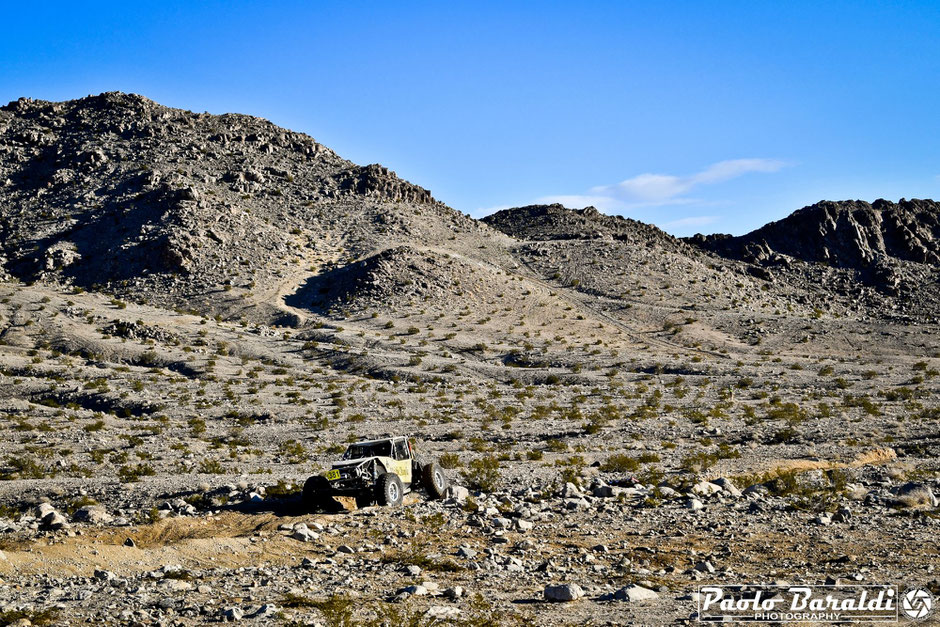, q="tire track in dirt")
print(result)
[514,255,730,359]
